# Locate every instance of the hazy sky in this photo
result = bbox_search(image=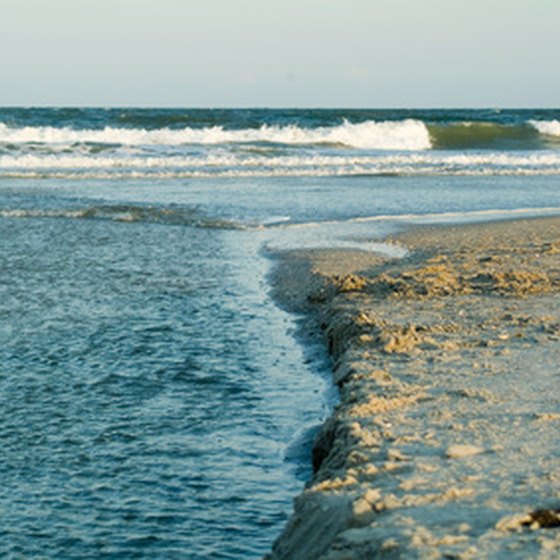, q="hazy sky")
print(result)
[1,0,558,107]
